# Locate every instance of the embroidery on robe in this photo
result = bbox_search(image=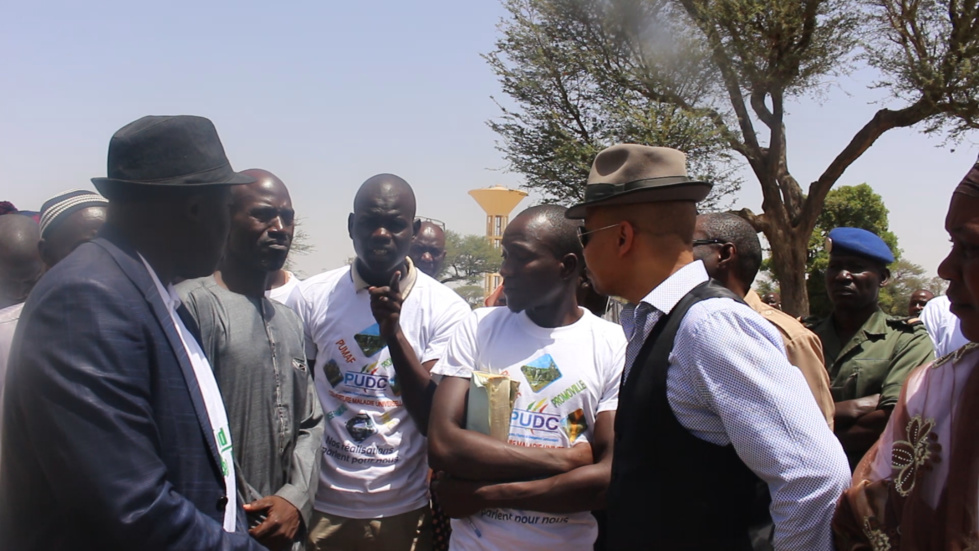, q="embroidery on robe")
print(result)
[891,415,938,497]
[933,341,979,369]
[862,517,892,551]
